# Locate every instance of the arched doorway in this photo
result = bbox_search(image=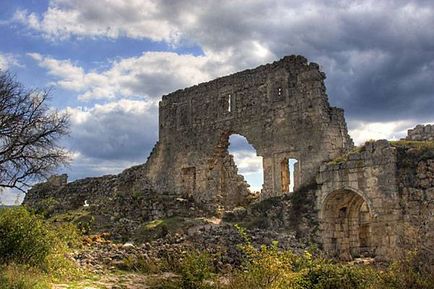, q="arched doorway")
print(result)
[228,134,263,193]
[321,189,375,260]
[208,131,263,208]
